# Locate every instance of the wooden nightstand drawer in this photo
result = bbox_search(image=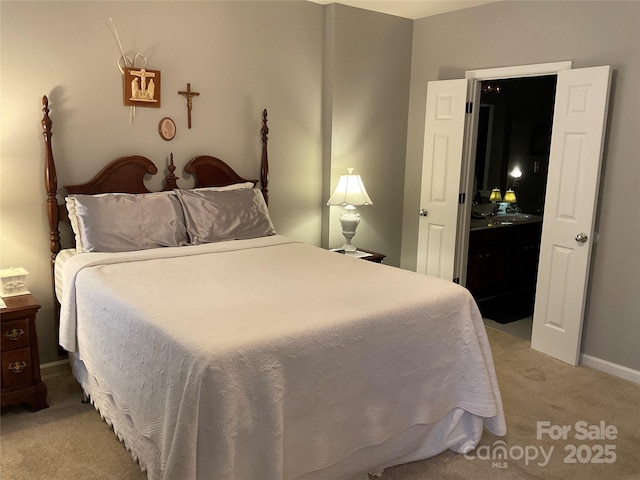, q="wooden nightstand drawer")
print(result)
[2,318,31,350]
[2,348,33,388]
[0,293,48,411]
